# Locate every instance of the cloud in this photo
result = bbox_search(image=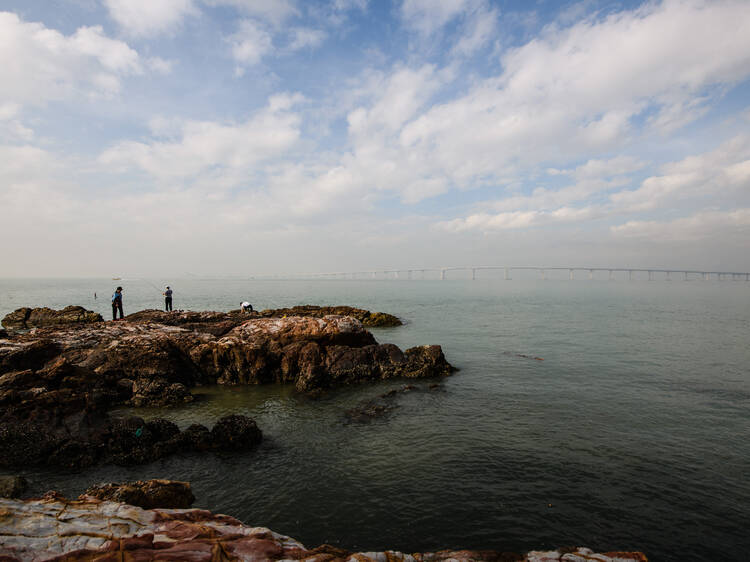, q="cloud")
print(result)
[438,206,600,232]
[204,0,299,26]
[611,209,750,242]
[434,134,750,234]
[147,57,175,74]
[0,103,33,143]
[288,27,327,51]
[99,94,304,182]
[610,135,750,212]
[397,0,750,194]
[400,0,470,37]
[451,2,499,56]
[227,19,273,66]
[0,12,145,106]
[487,156,645,213]
[104,0,198,36]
